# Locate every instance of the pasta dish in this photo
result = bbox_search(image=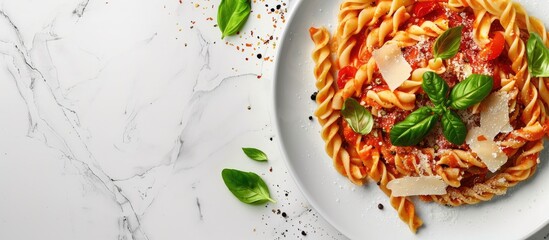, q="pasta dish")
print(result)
[309,0,549,232]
